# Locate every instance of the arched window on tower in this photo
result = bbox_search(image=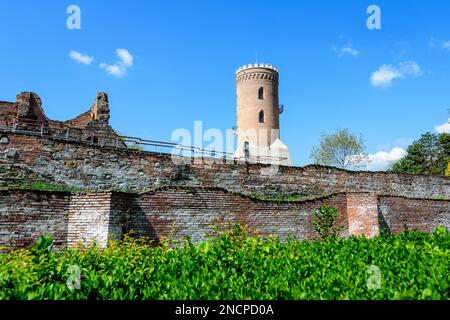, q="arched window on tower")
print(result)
[258,87,264,100]
[259,110,265,123]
